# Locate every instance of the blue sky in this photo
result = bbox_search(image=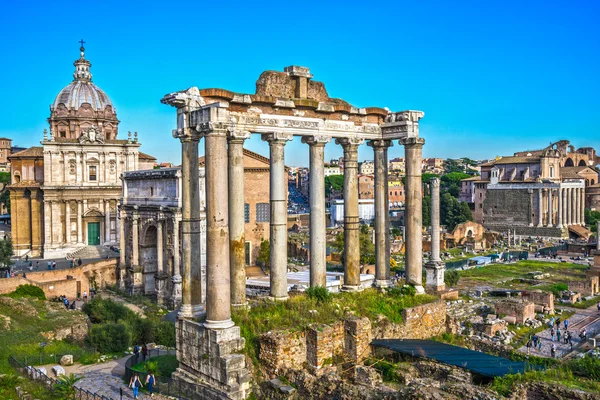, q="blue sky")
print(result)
[0,0,598,166]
